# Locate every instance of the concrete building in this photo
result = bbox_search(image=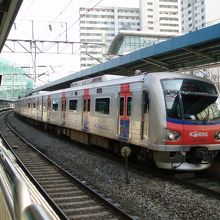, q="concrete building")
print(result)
[181,0,220,33]
[181,0,220,89]
[139,0,180,34]
[79,6,140,69]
